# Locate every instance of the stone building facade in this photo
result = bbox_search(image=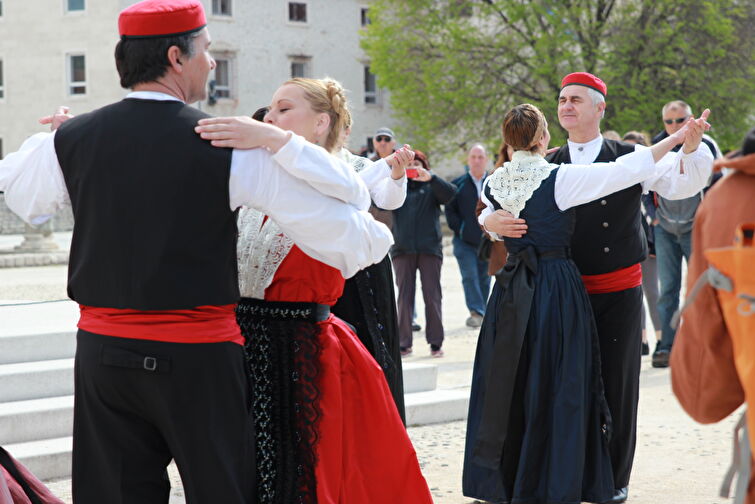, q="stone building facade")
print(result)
[0,0,393,232]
